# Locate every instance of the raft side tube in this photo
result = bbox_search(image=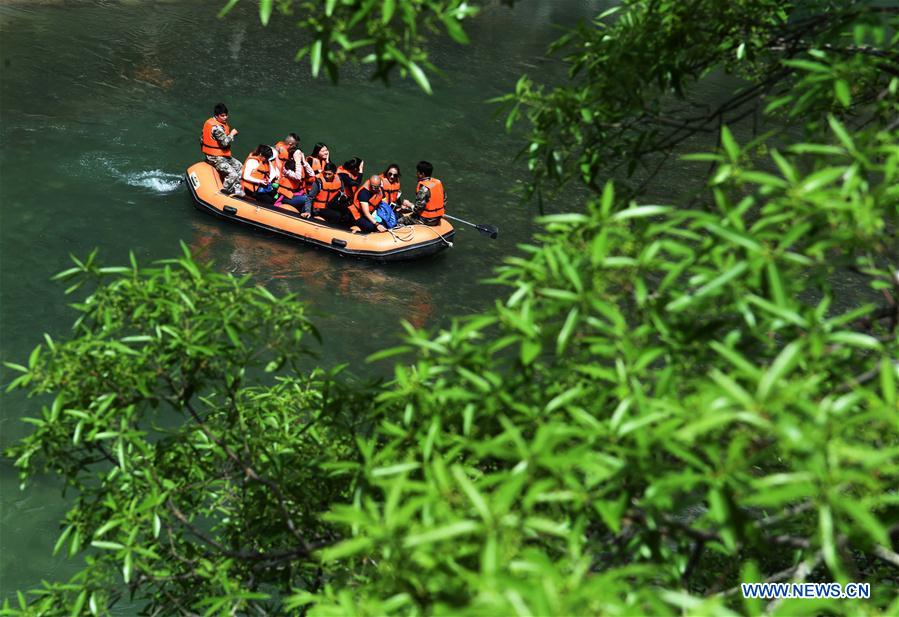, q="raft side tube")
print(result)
[184,162,454,262]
